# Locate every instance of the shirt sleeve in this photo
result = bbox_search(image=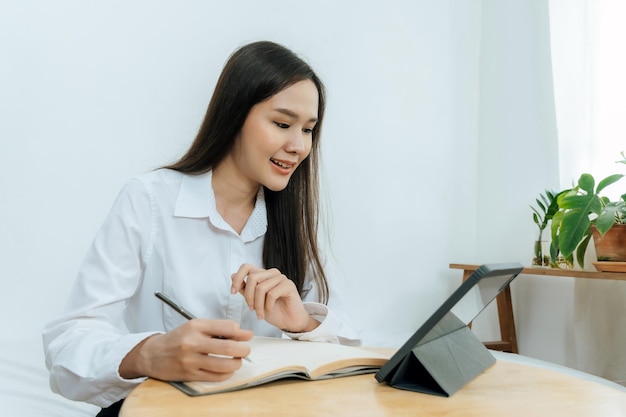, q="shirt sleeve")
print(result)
[42,179,156,408]
[283,256,361,346]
